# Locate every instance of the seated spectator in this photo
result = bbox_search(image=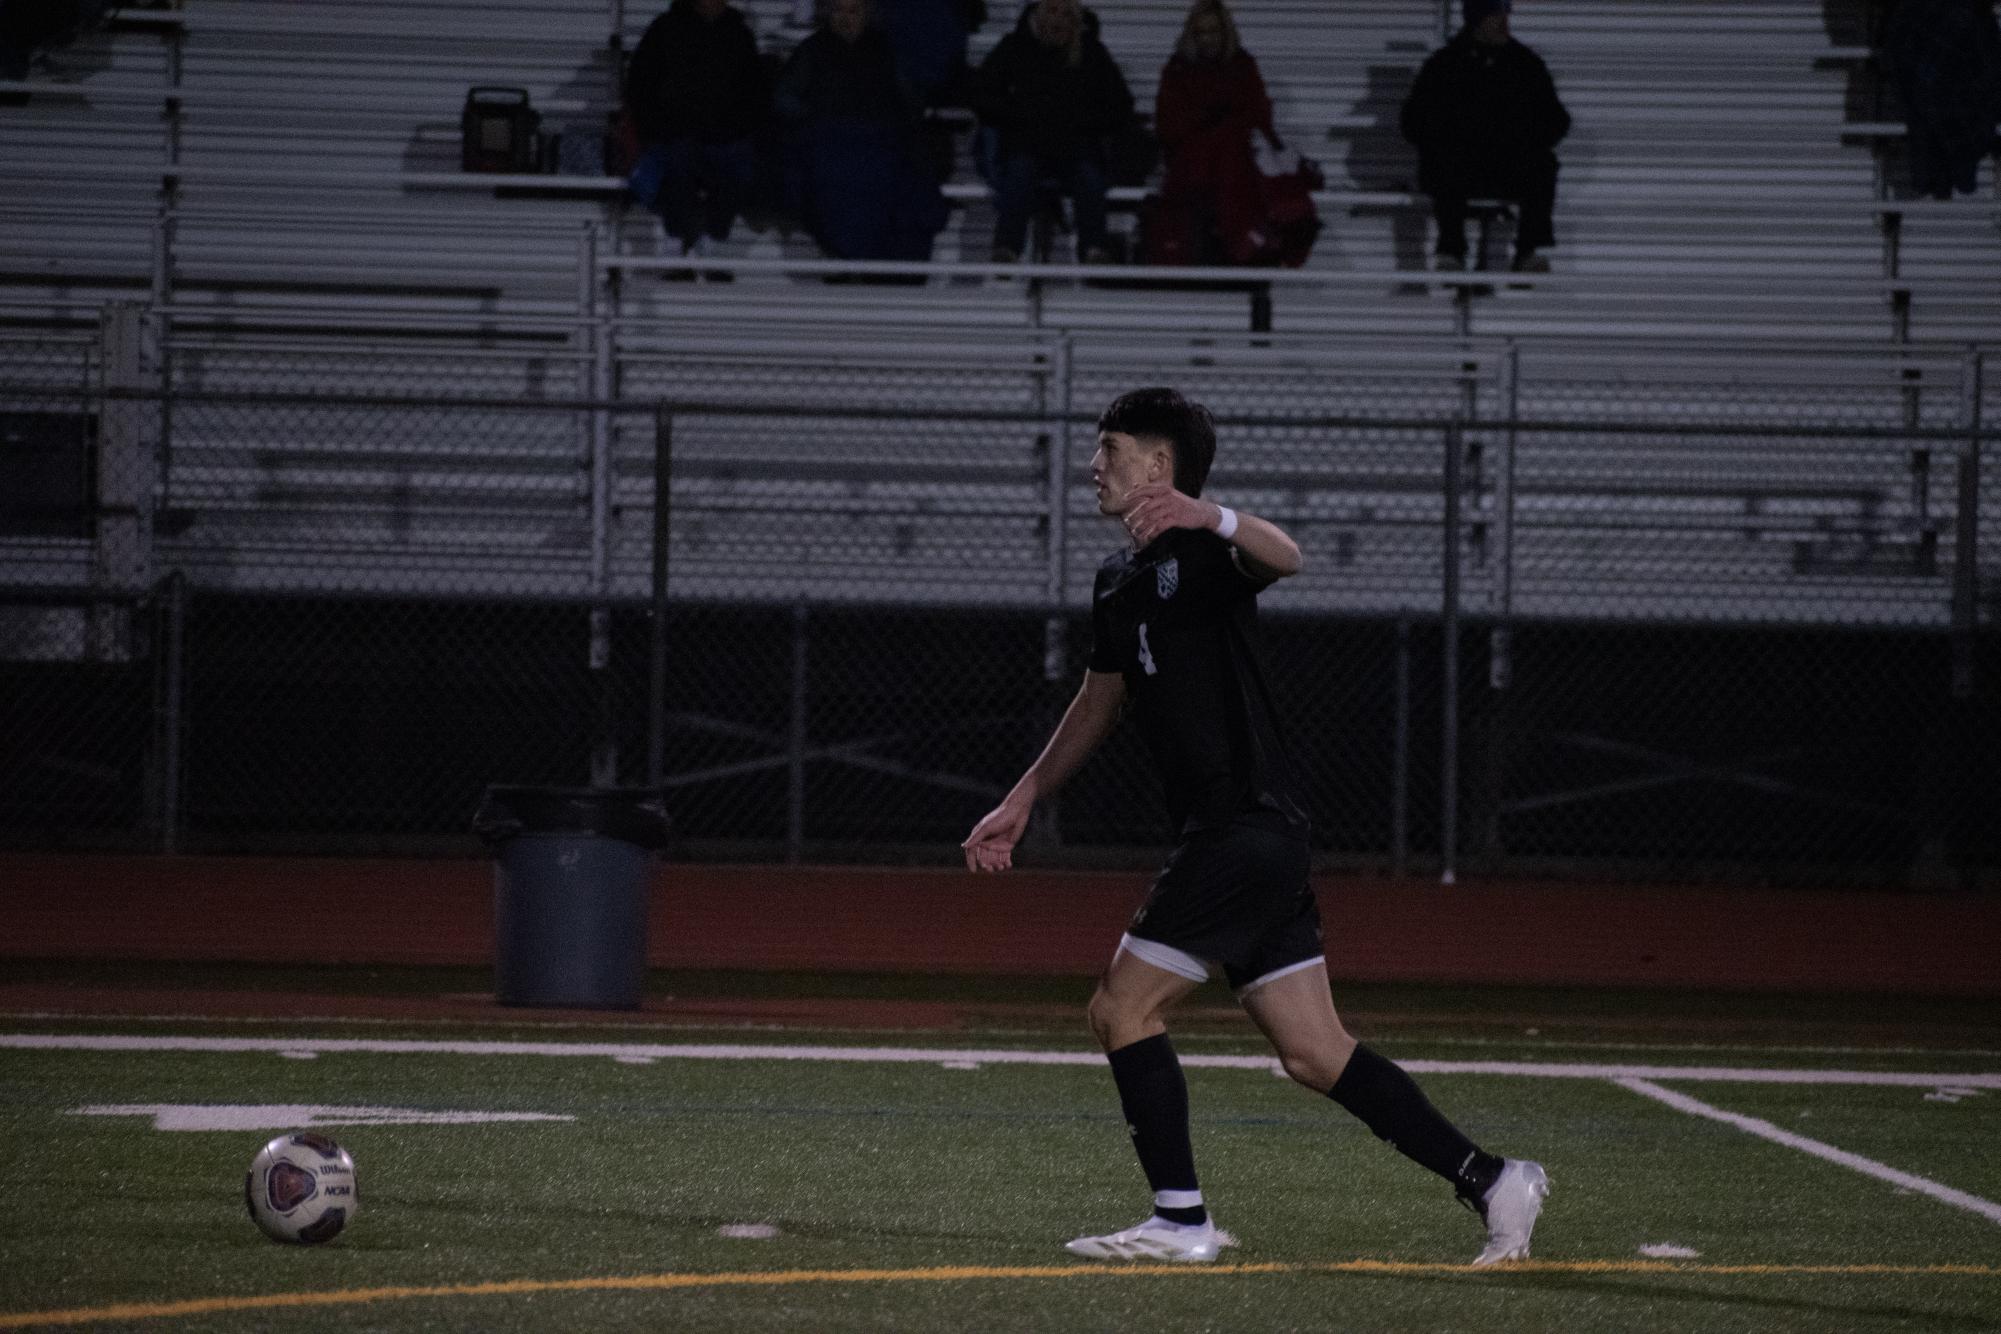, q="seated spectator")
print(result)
[874,0,986,108]
[0,0,113,83]
[970,0,1135,263]
[1151,0,1283,265]
[1878,0,2001,199]
[624,0,770,266]
[775,0,949,265]
[1400,0,1569,273]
